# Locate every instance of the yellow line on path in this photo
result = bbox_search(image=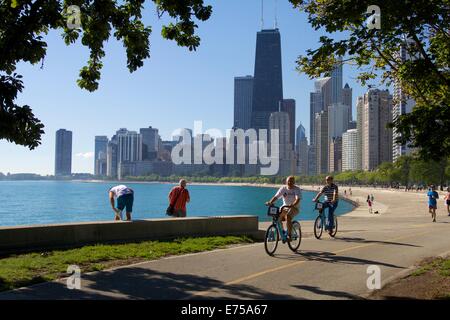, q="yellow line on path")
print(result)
[185,230,430,298]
